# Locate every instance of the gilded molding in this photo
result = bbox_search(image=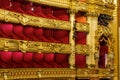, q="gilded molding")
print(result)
[27,0,115,16]
[76,23,89,33]
[0,38,88,54]
[75,44,89,55]
[86,3,113,16]
[28,0,70,9]
[0,9,89,32]
[77,68,114,78]
[0,68,75,80]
